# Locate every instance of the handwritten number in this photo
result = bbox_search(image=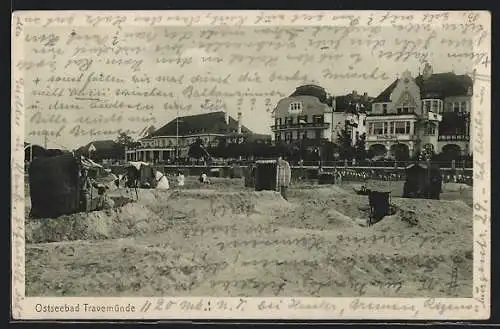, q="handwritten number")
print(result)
[154,298,164,311]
